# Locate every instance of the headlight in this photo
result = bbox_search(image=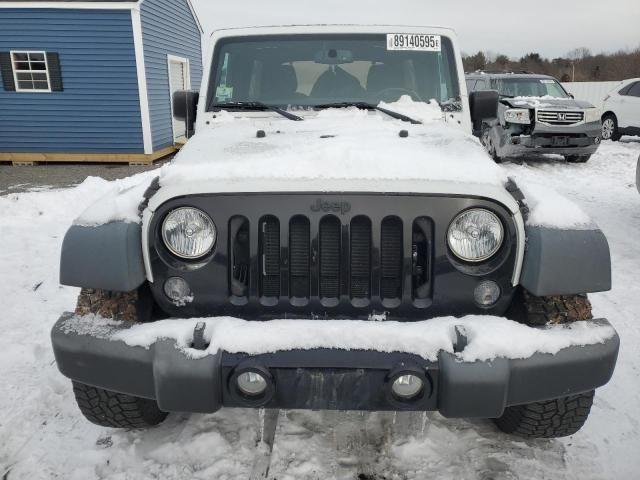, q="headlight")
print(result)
[447,209,504,262]
[584,108,602,123]
[162,207,216,259]
[504,108,531,124]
